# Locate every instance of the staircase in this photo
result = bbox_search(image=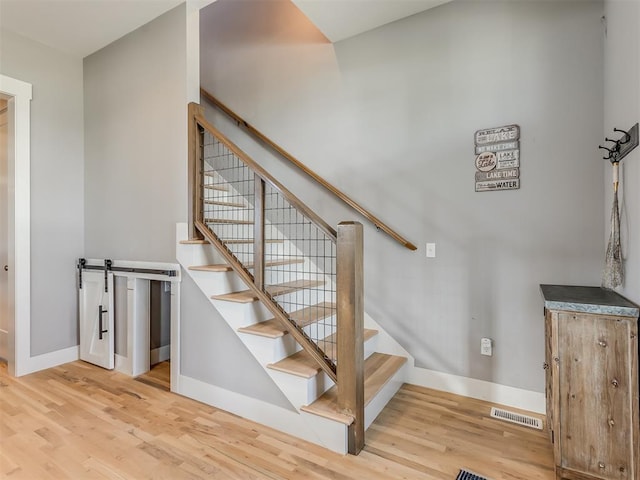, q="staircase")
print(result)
[175,101,412,455]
